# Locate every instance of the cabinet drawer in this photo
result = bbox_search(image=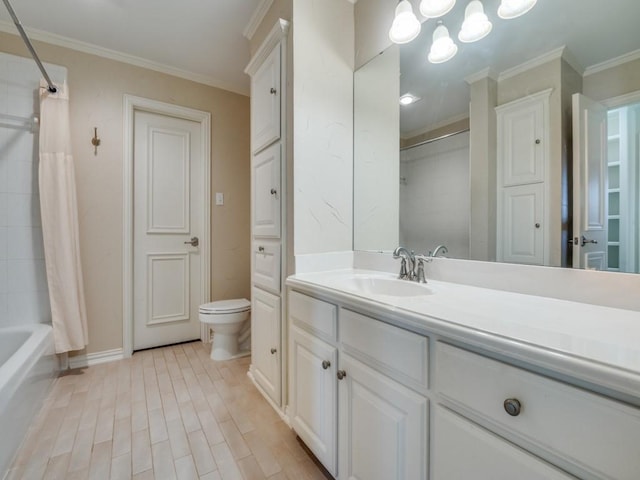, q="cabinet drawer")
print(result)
[252,241,280,294]
[340,309,428,392]
[289,291,337,342]
[434,407,574,479]
[436,342,640,479]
